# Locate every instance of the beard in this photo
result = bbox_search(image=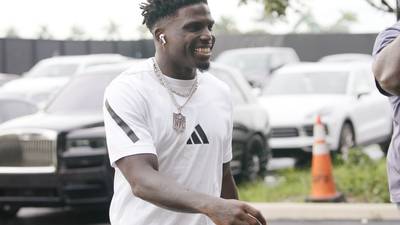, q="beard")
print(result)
[197,61,210,72]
